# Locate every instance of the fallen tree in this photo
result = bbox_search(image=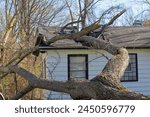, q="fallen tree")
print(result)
[0,9,150,100]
